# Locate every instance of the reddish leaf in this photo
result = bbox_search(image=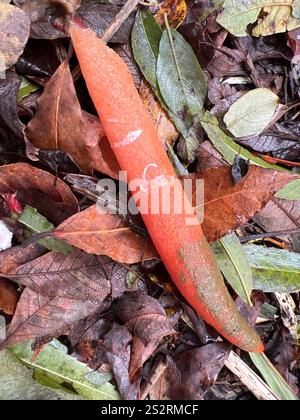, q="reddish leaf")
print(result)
[26,59,92,173]
[0,243,45,275]
[0,163,77,207]
[82,112,121,179]
[55,205,157,264]
[129,336,159,381]
[116,292,176,345]
[190,166,298,243]
[0,278,19,316]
